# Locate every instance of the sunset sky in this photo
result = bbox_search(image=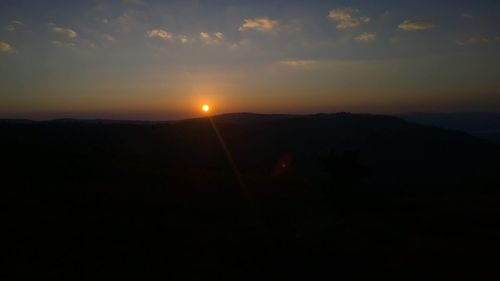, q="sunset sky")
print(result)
[1,0,500,120]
